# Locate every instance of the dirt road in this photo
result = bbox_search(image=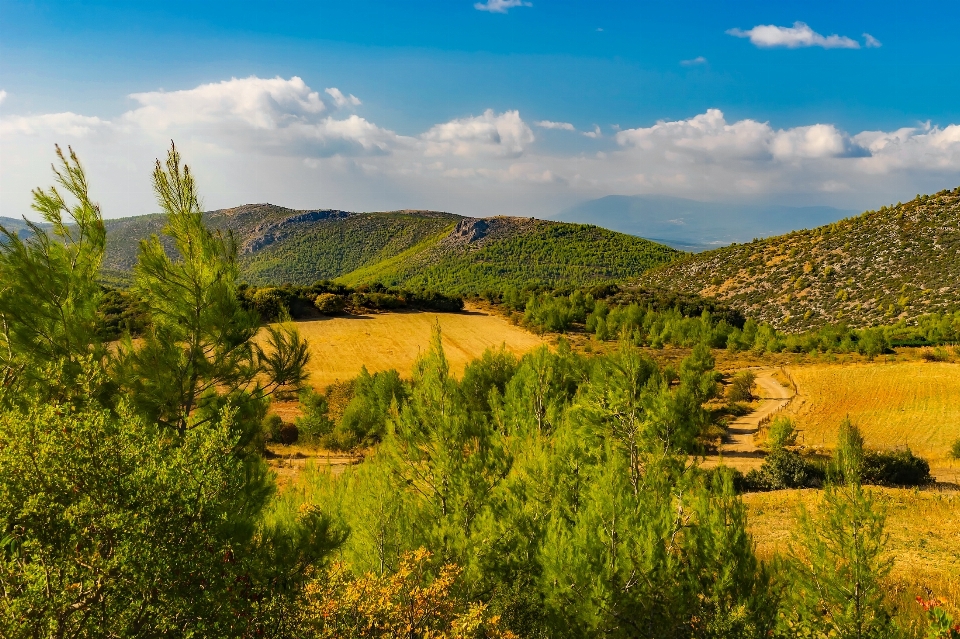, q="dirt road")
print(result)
[703,369,794,472]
